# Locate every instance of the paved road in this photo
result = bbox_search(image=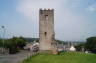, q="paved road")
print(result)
[0,50,33,63]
